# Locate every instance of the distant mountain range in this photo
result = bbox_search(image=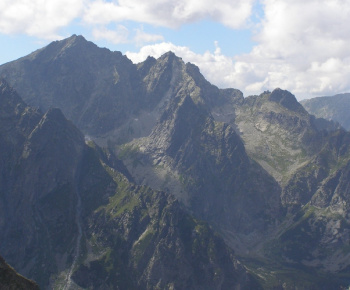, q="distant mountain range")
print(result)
[301,93,350,131]
[0,35,350,289]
